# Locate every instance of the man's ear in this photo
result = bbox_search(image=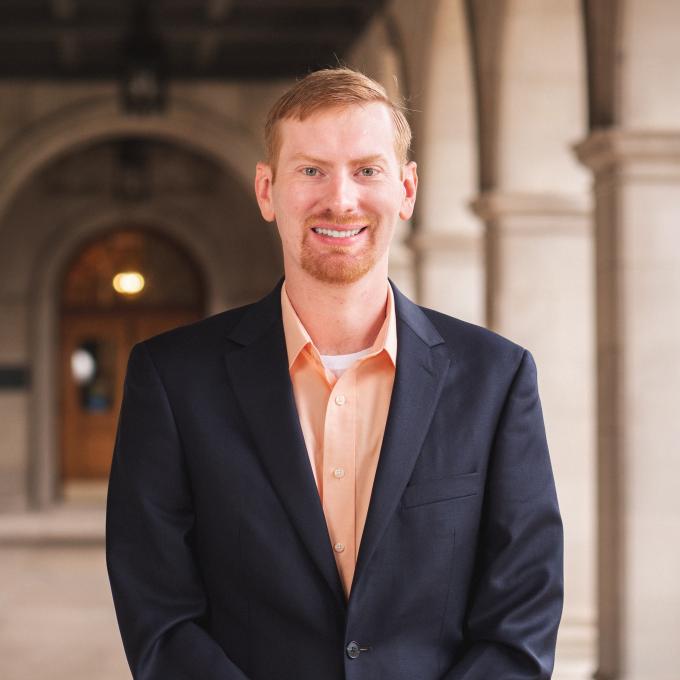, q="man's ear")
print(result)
[399,161,418,220]
[254,162,276,222]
